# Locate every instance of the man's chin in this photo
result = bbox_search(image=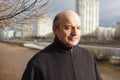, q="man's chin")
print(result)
[67,42,78,47]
